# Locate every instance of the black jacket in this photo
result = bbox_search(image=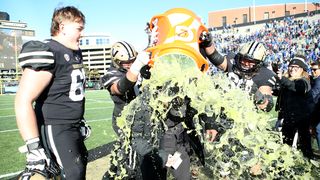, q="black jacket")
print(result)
[276,77,311,121]
[309,76,320,126]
